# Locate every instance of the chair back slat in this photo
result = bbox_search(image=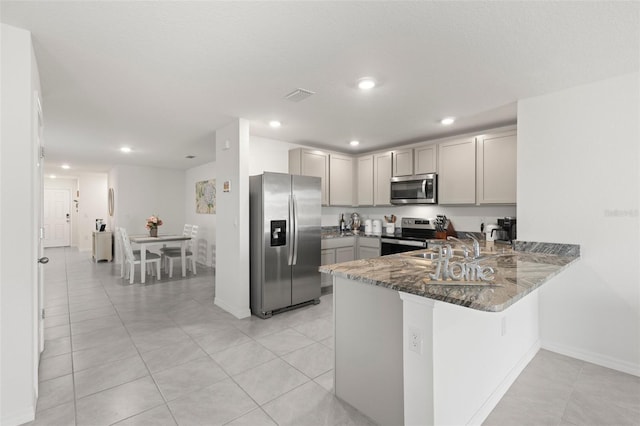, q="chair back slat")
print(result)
[187,225,199,251]
[119,228,136,262]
